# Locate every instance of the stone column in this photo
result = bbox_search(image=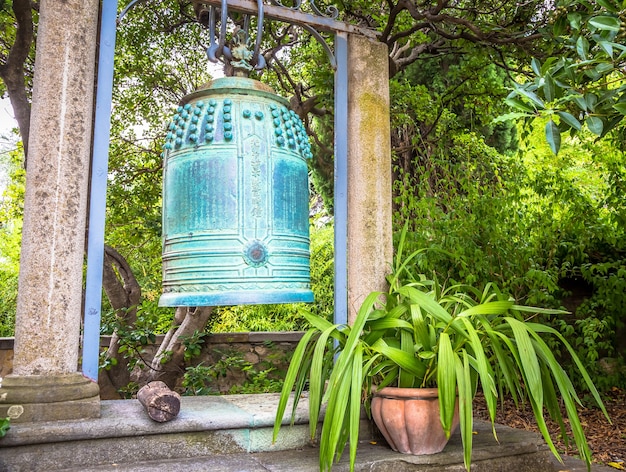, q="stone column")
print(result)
[0,0,100,422]
[346,35,393,324]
